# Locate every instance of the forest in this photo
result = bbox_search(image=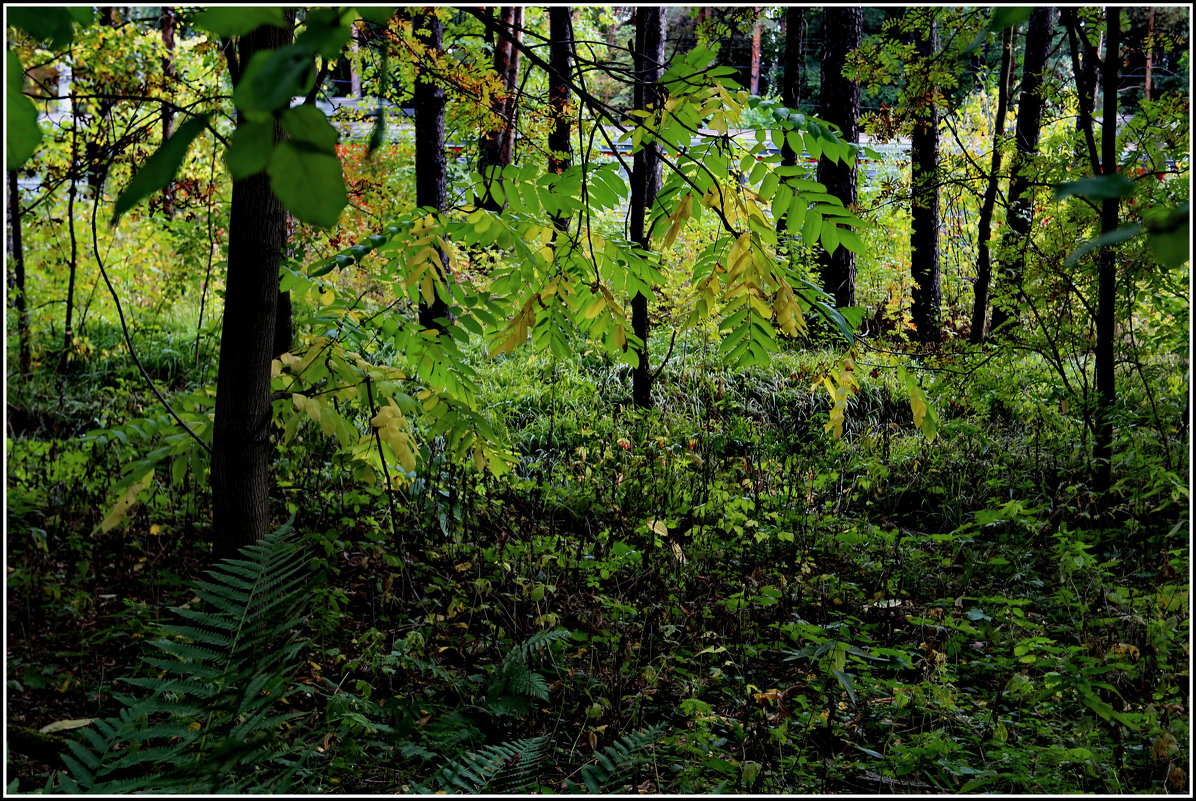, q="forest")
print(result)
[4,5,1190,795]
